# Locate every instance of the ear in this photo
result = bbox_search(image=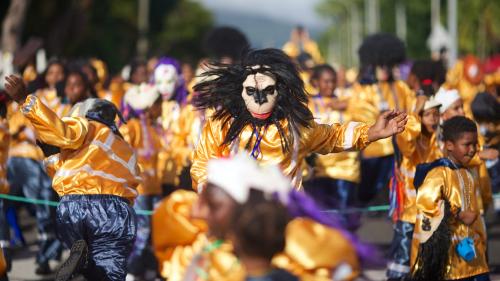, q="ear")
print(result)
[444,140,455,154]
